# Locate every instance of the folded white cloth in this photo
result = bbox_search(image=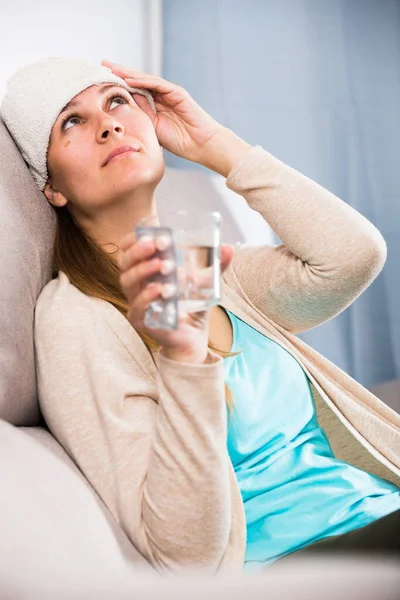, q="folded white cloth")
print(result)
[0,56,157,192]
